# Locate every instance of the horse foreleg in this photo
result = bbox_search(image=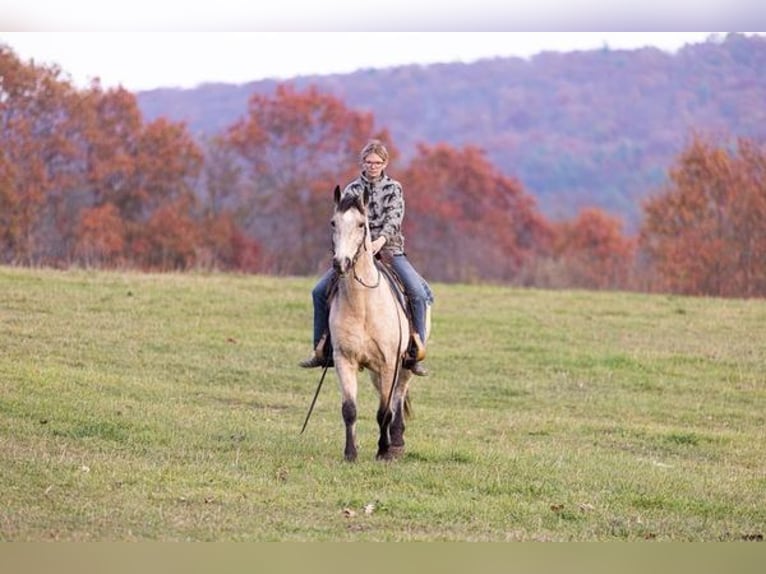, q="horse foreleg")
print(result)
[336,362,358,462]
[342,399,357,462]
